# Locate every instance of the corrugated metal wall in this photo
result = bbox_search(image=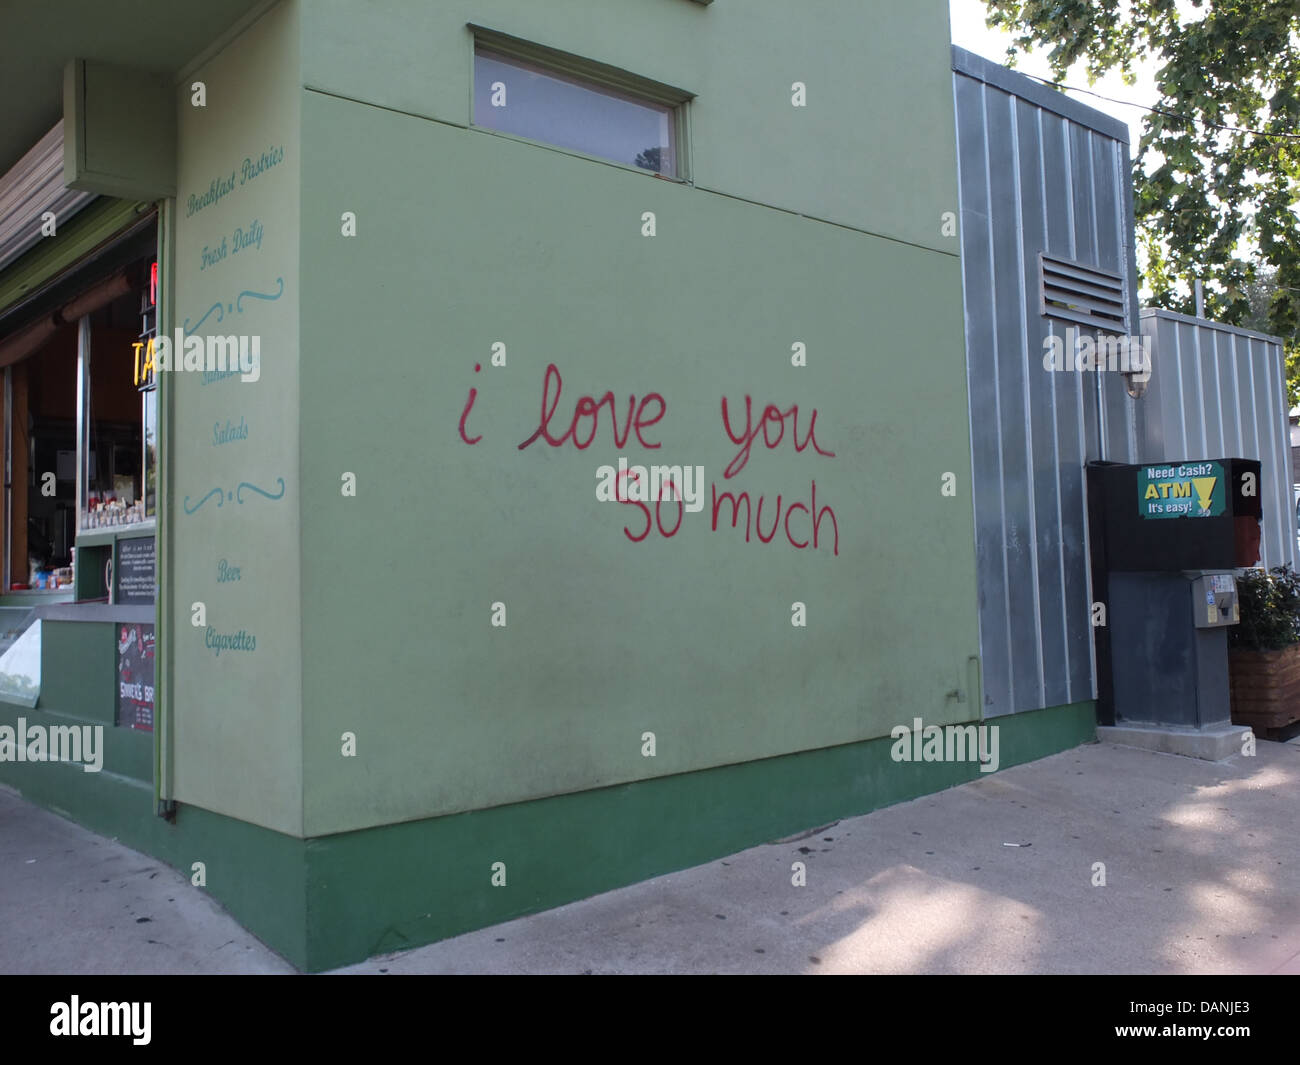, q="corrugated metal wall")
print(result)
[953,47,1141,718]
[954,46,1297,719]
[1137,309,1298,572]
